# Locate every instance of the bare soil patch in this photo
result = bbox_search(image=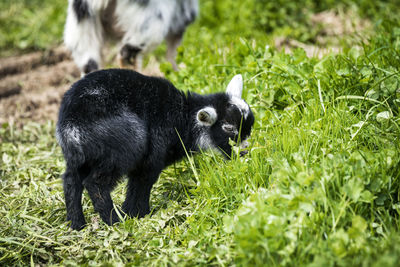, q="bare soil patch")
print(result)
[0,47,79,126]
[0,46,162,126]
